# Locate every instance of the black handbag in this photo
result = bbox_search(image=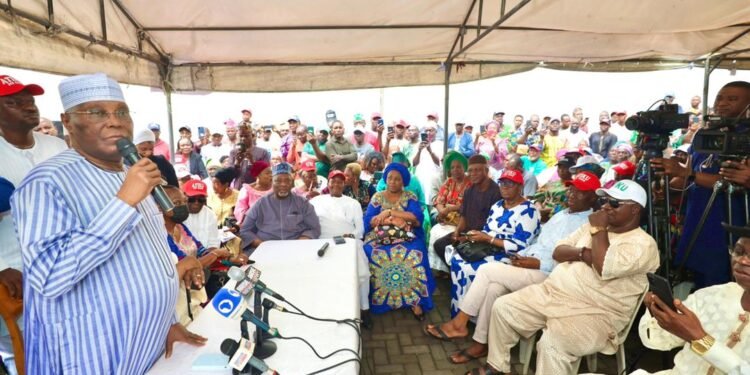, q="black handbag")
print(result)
[455,241,503,263]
